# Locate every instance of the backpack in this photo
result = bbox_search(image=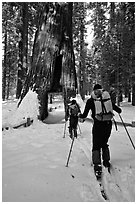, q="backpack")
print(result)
[69,104,80,116]
[92,90,114,121]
